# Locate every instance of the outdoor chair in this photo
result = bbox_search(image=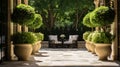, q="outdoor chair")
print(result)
[63,35,78,48]
[48,35,62,48]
